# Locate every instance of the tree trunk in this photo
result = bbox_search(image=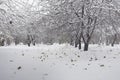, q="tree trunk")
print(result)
[1,39,5,46]
[84,43,89,51]
[15,37,19,45]
[78,37,81,49]
[33,41,36,46]
[75,39,78,48]
[70,38,73,46]
[28,43,30,47]
[27,35,31,47]
[6,38,11,46]
[111,34,117,47]
[106,38,109,46]
[75,41,78,47]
